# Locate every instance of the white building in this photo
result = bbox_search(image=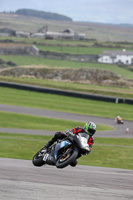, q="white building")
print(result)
[98,50,133,65]
[45,29,86,40]
[31,33,45,38]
